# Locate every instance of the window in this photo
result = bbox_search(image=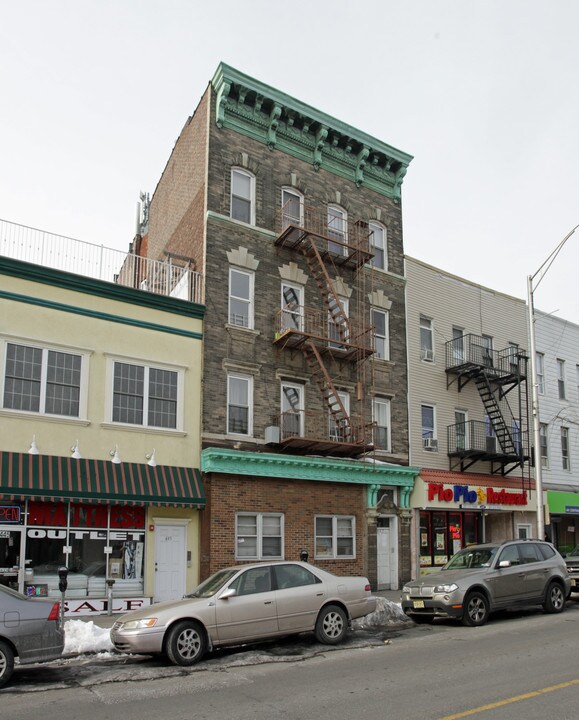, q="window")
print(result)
[329,391,349,442]
[227,373,252,435]
[373,398,391,451]
[512,419,521,455]
[540,423,549,468]
[369,221,387,270]
[236,513,283,560]
[328,296,349,349]
[281,382,304,438]
[455,410,468,451]
[576,364,579,400]
[273,564,319,590]
[281,282,303,332]
[536,352,545,395]
[372,308,389,360]
[3,342,82,417]
[452,327,465,364]
[229,268,254,328]
[231,566,272,594]
[327,205,347,255]
[113,362,178,428]
[421,404,437,450]
[508,343,519,374]
[315,516,355,559]
[561,427,570,470]
[517,524,532,540]
[281,187,303,229]
[485,415,497,453]
[230,168,254,224]
[557,359,566,400]
[481,335,493,367]
[420,316,434,361]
